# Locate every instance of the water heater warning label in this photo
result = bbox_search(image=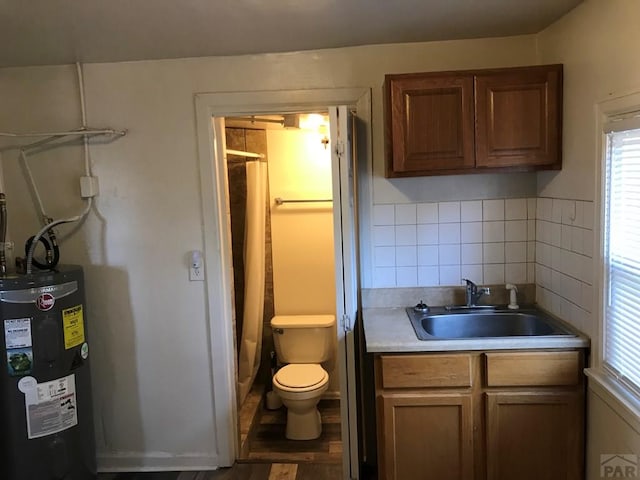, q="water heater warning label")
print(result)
[4,318,33,376]
[62,305,85,349]
[4,318,32,349]
[23,374,78,439]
